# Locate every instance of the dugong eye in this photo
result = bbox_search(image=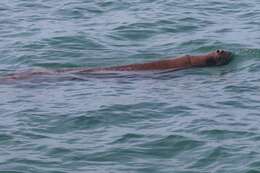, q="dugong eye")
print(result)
[216,50,224,54]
